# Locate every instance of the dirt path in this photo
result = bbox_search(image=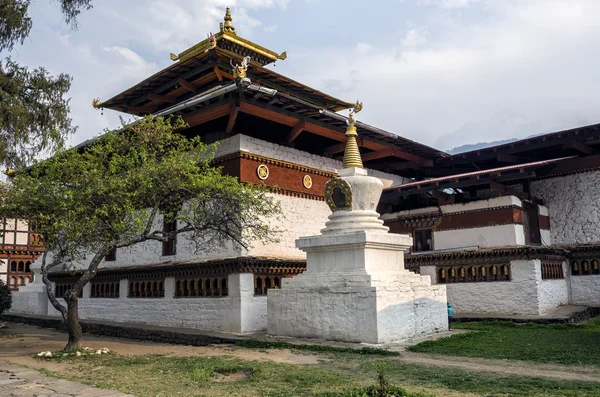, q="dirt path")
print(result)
[0,323,322,374]
[399,350,600,383]
[2,323,599,384]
